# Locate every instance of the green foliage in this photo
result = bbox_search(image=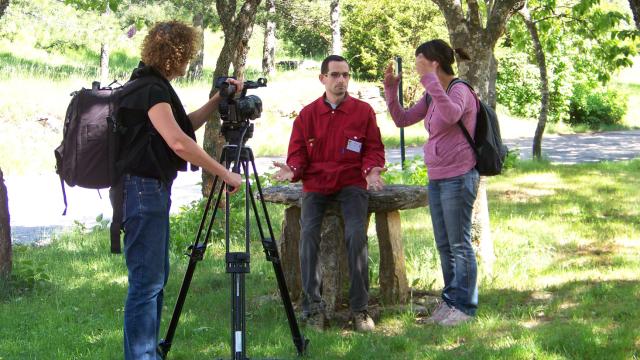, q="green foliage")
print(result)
[382,157,428,186]
[169,174,276,255]
[1,0,106,53]
[501,0,637,123]
[7,247,51,292]
[275,0,331,58]
[3,160,640,359]
[568,83,628,129]
[64,0,123,12]
[503,148,520,170]
[341,0,446,82]
[382,150,519,185]
[496,52,541,119]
